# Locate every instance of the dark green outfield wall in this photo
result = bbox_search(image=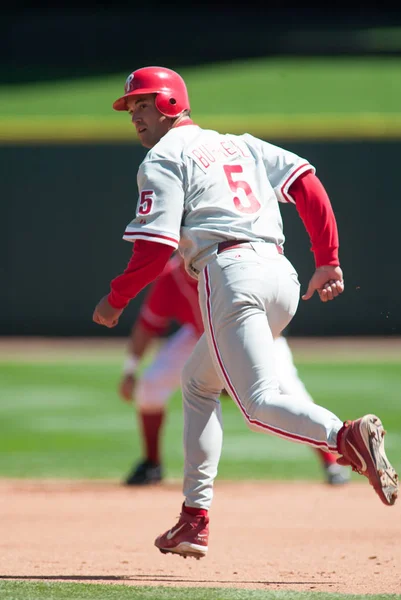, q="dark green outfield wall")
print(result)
[3,140,400,337]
